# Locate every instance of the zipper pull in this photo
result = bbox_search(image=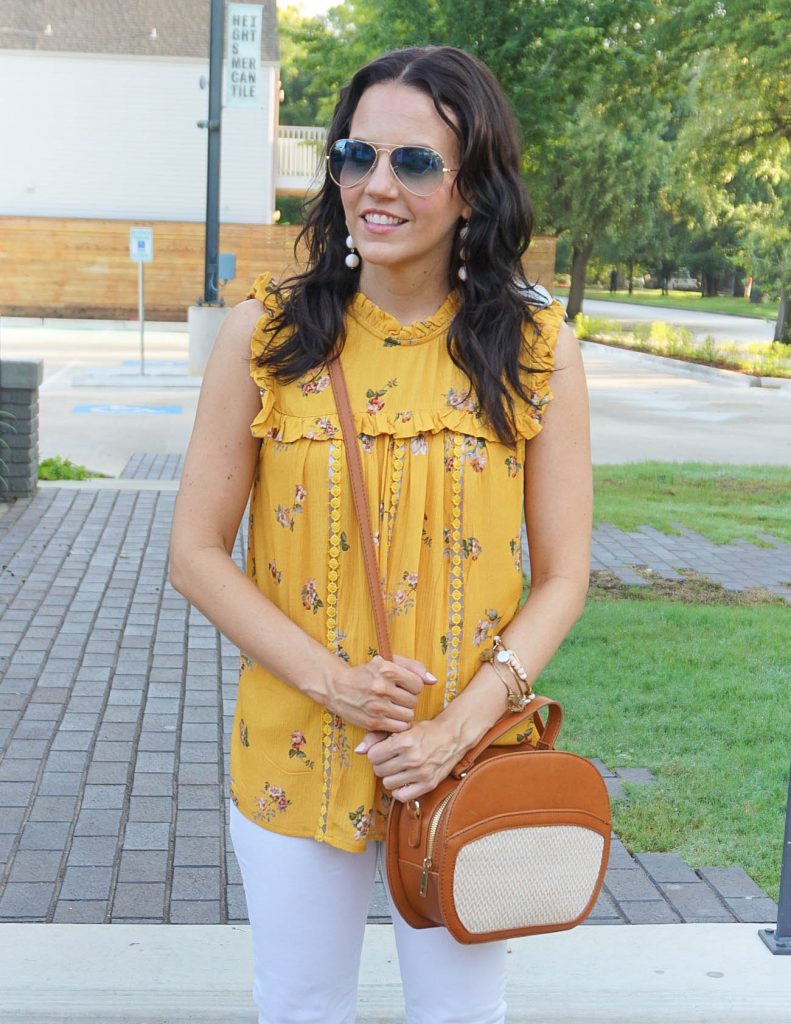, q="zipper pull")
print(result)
[419,857,432,898]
